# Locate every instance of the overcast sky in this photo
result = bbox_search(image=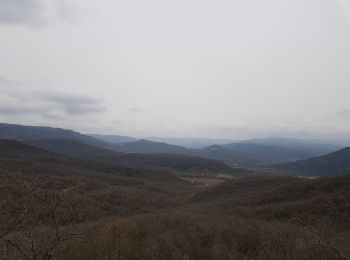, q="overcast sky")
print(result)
[1,0,350,139]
